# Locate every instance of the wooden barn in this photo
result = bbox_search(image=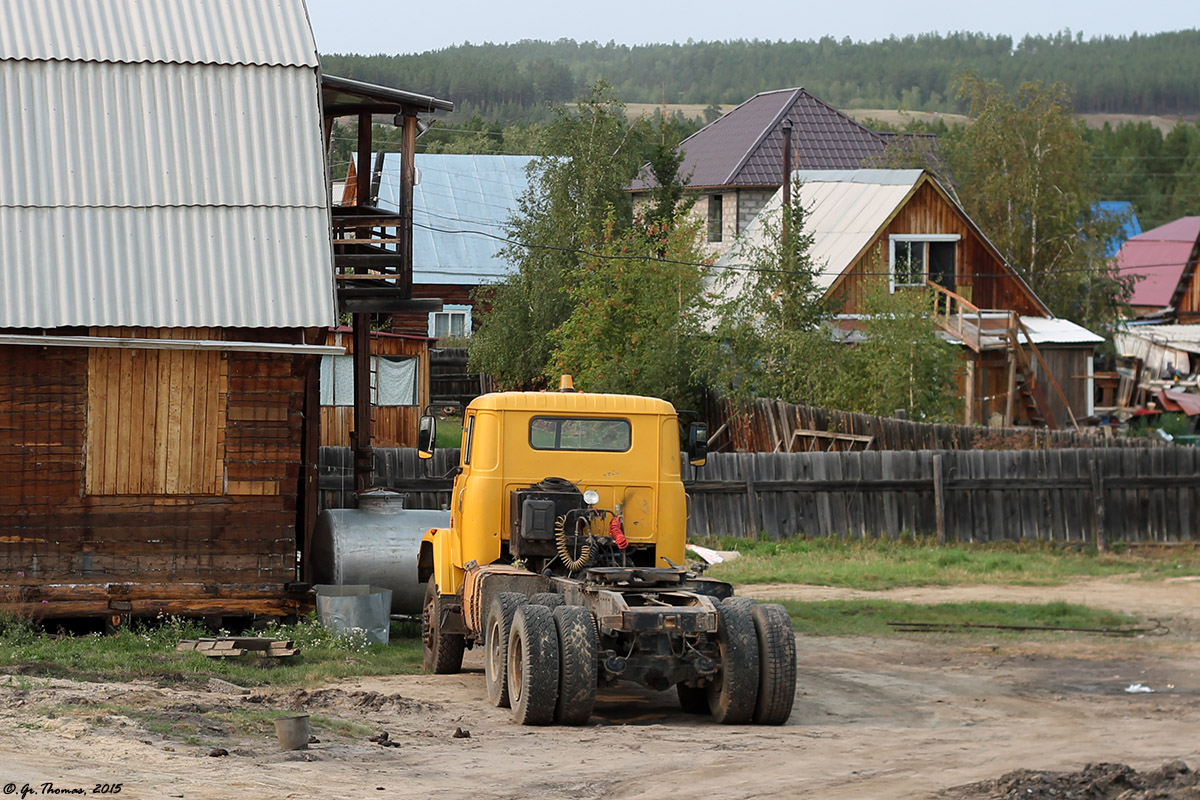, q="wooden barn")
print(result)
[716,169,1103,428]
[0,0,452,621]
